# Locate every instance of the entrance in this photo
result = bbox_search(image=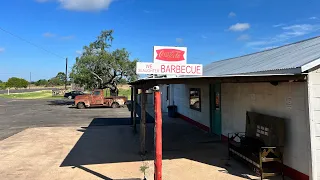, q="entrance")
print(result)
[209,83,221,136]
